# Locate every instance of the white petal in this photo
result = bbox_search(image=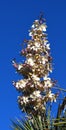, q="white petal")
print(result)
[18,65,22,70]
[32,24,35,28]
[35,20,38,22]
[39,24,47,31]
[16,83,19,88]
[27,58,34,66]
[46,44,50,50]
[34,42,40,47]
[29,32,32,36]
